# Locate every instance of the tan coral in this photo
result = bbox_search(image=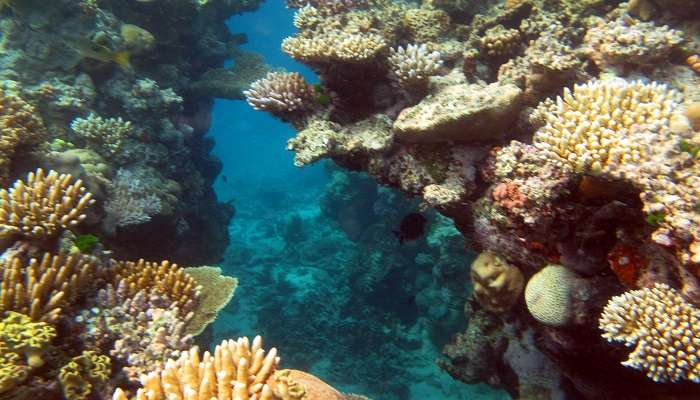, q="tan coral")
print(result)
[182,266,238,335]
[112,259,201,317]
[244,72,313,115]
[112,336,279,400]
[0,168,95,239]
[0,252,97,322]
[480,25,521,58]
[402,6,450,43]
[282,31,386,63]
[269,369,345,400]
[0,88,47,184]
[470,251,524,314]
[599,283,700,383]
